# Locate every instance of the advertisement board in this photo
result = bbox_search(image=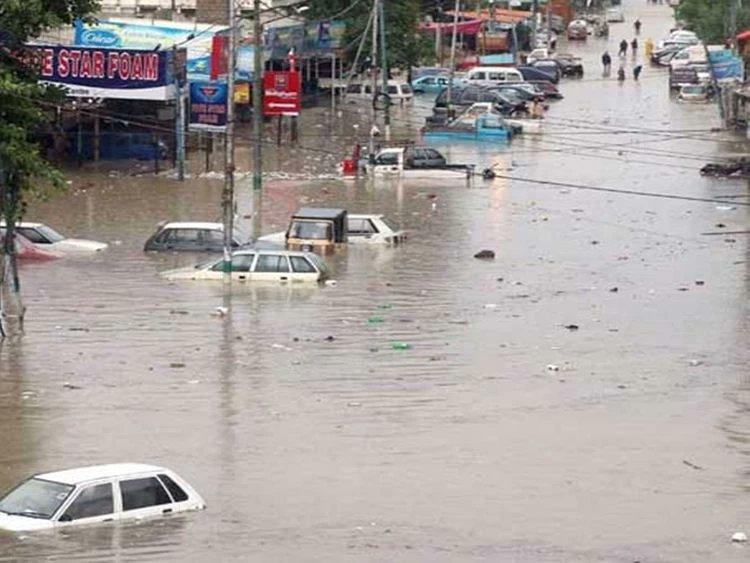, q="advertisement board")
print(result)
[189,81,228,131]
[74,18,255,81]
[709,49,744,80]
[234,82,250,104]
[263,71,301,116]
[264,20,345,60]
[34,45,175,100]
